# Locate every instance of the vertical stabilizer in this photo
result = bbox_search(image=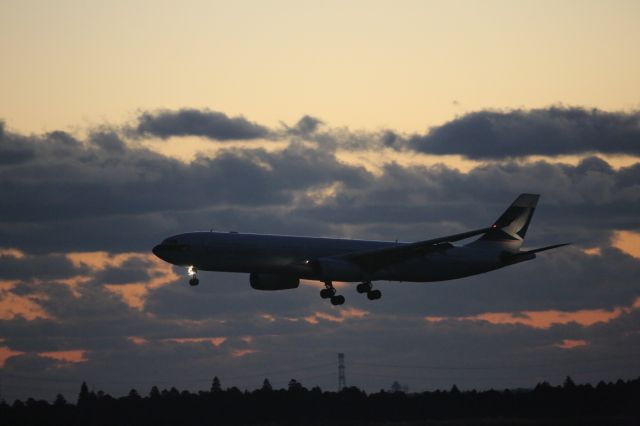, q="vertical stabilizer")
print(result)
[472,194,540,251]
